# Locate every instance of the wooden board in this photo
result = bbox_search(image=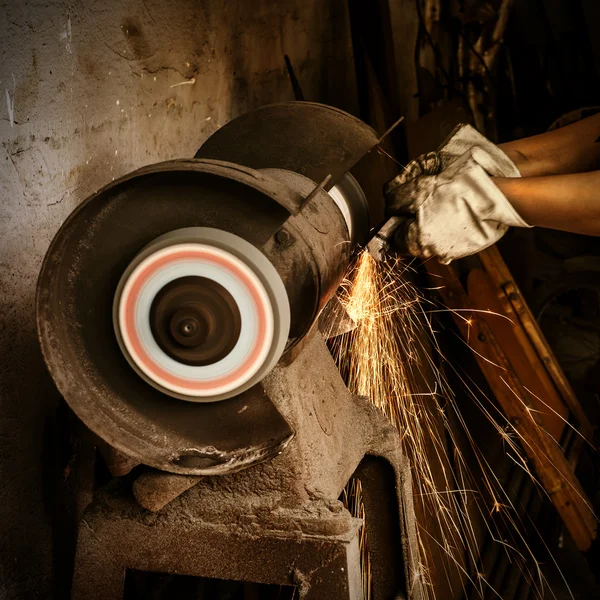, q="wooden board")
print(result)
[479,246,593,455]
[425,257,597,551]
[466,268,569,441]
